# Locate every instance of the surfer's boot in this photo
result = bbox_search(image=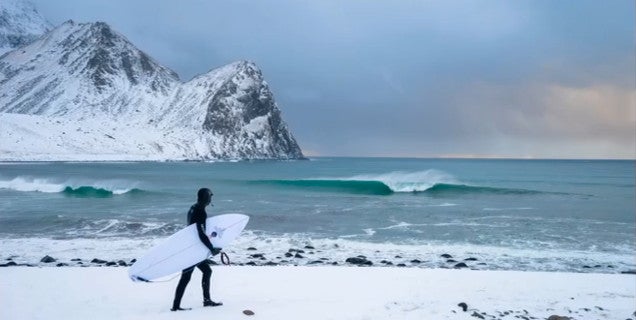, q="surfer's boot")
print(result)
[203,299,223,307]
[170,307,191,312]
